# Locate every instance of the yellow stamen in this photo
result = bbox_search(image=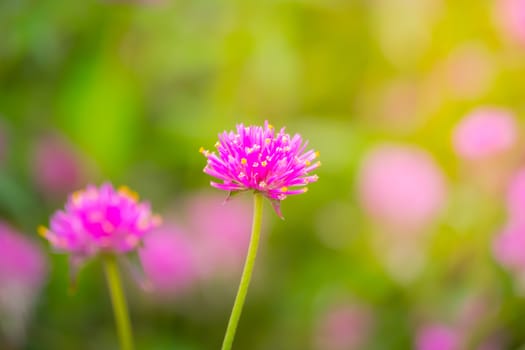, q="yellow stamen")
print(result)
[118,186,139,201]
[303,188,308,193]
[37,226,48,238]
[281,187,288,192]
[241,158,247,165]
[305,160,311,166]
[268,124,274,129]
[199,146,205,153]
[261,160,268,167]
[315,151,320,157]
[72,191,82,205]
